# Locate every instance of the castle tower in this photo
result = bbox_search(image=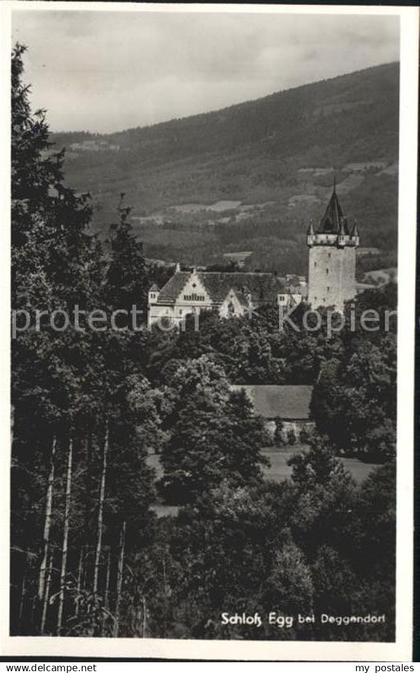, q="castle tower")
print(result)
[307,181,359,310]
